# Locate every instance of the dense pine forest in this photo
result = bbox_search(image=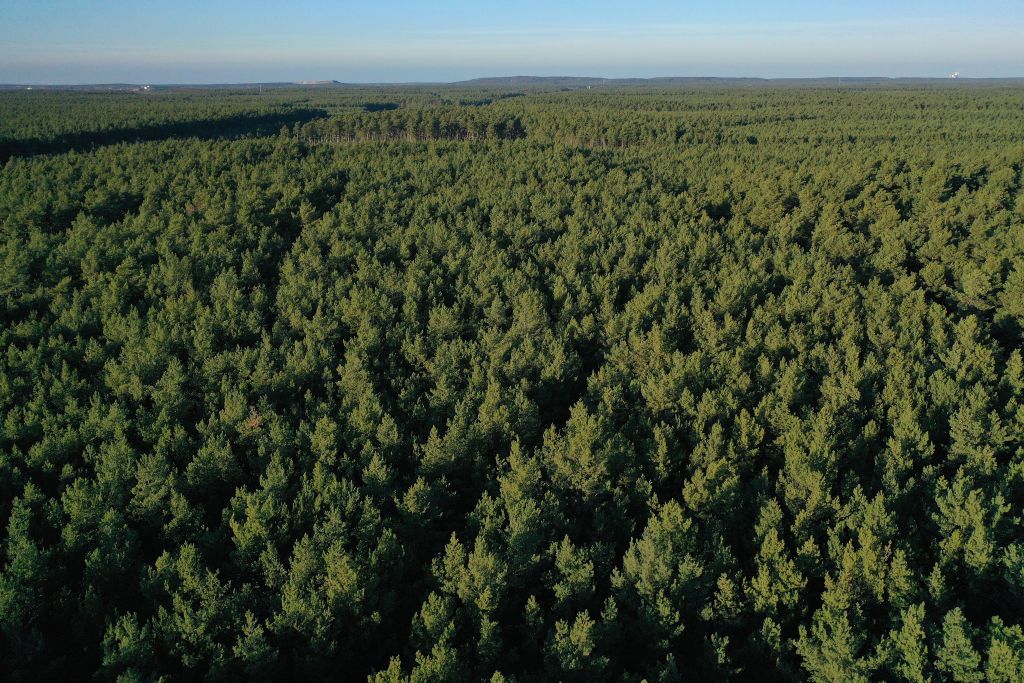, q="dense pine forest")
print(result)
[1,83,1023,681]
